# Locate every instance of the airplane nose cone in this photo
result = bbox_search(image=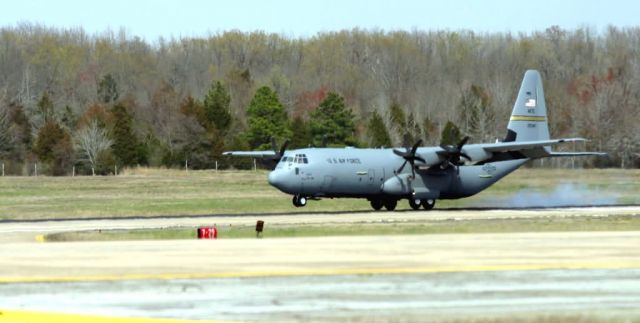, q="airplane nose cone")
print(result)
[268,169,298,194]
[268,171,285,190]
